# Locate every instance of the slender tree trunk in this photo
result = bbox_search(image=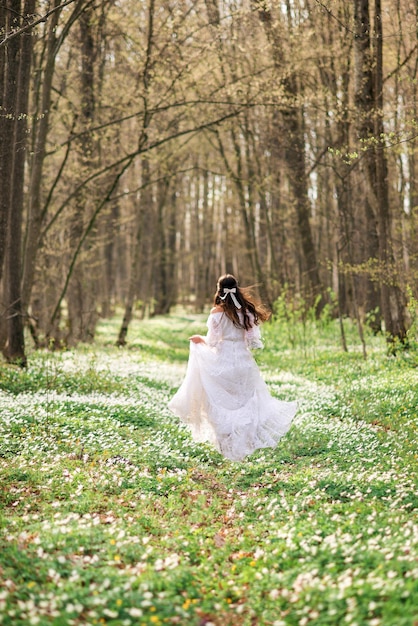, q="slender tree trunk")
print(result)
[373,0,407,343]
[0,0,35,365]
[196,168,214,309]
[255,2,325,312]
[215,129,269,303]
[152,175,170,315]
[195,168,207,311]
[99,200,118,318]
[0,4,8,288]
[21,1,62,314]
[352,0,383,331]
[407,2,418,289]
[285,110,322,306]
[250,122,281,291]
[0,1,21,288]
[67,6,98,344]
[242,112,272,306]
[116,223,142,346]
[352,0,408,344]
[117,157,151,344]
